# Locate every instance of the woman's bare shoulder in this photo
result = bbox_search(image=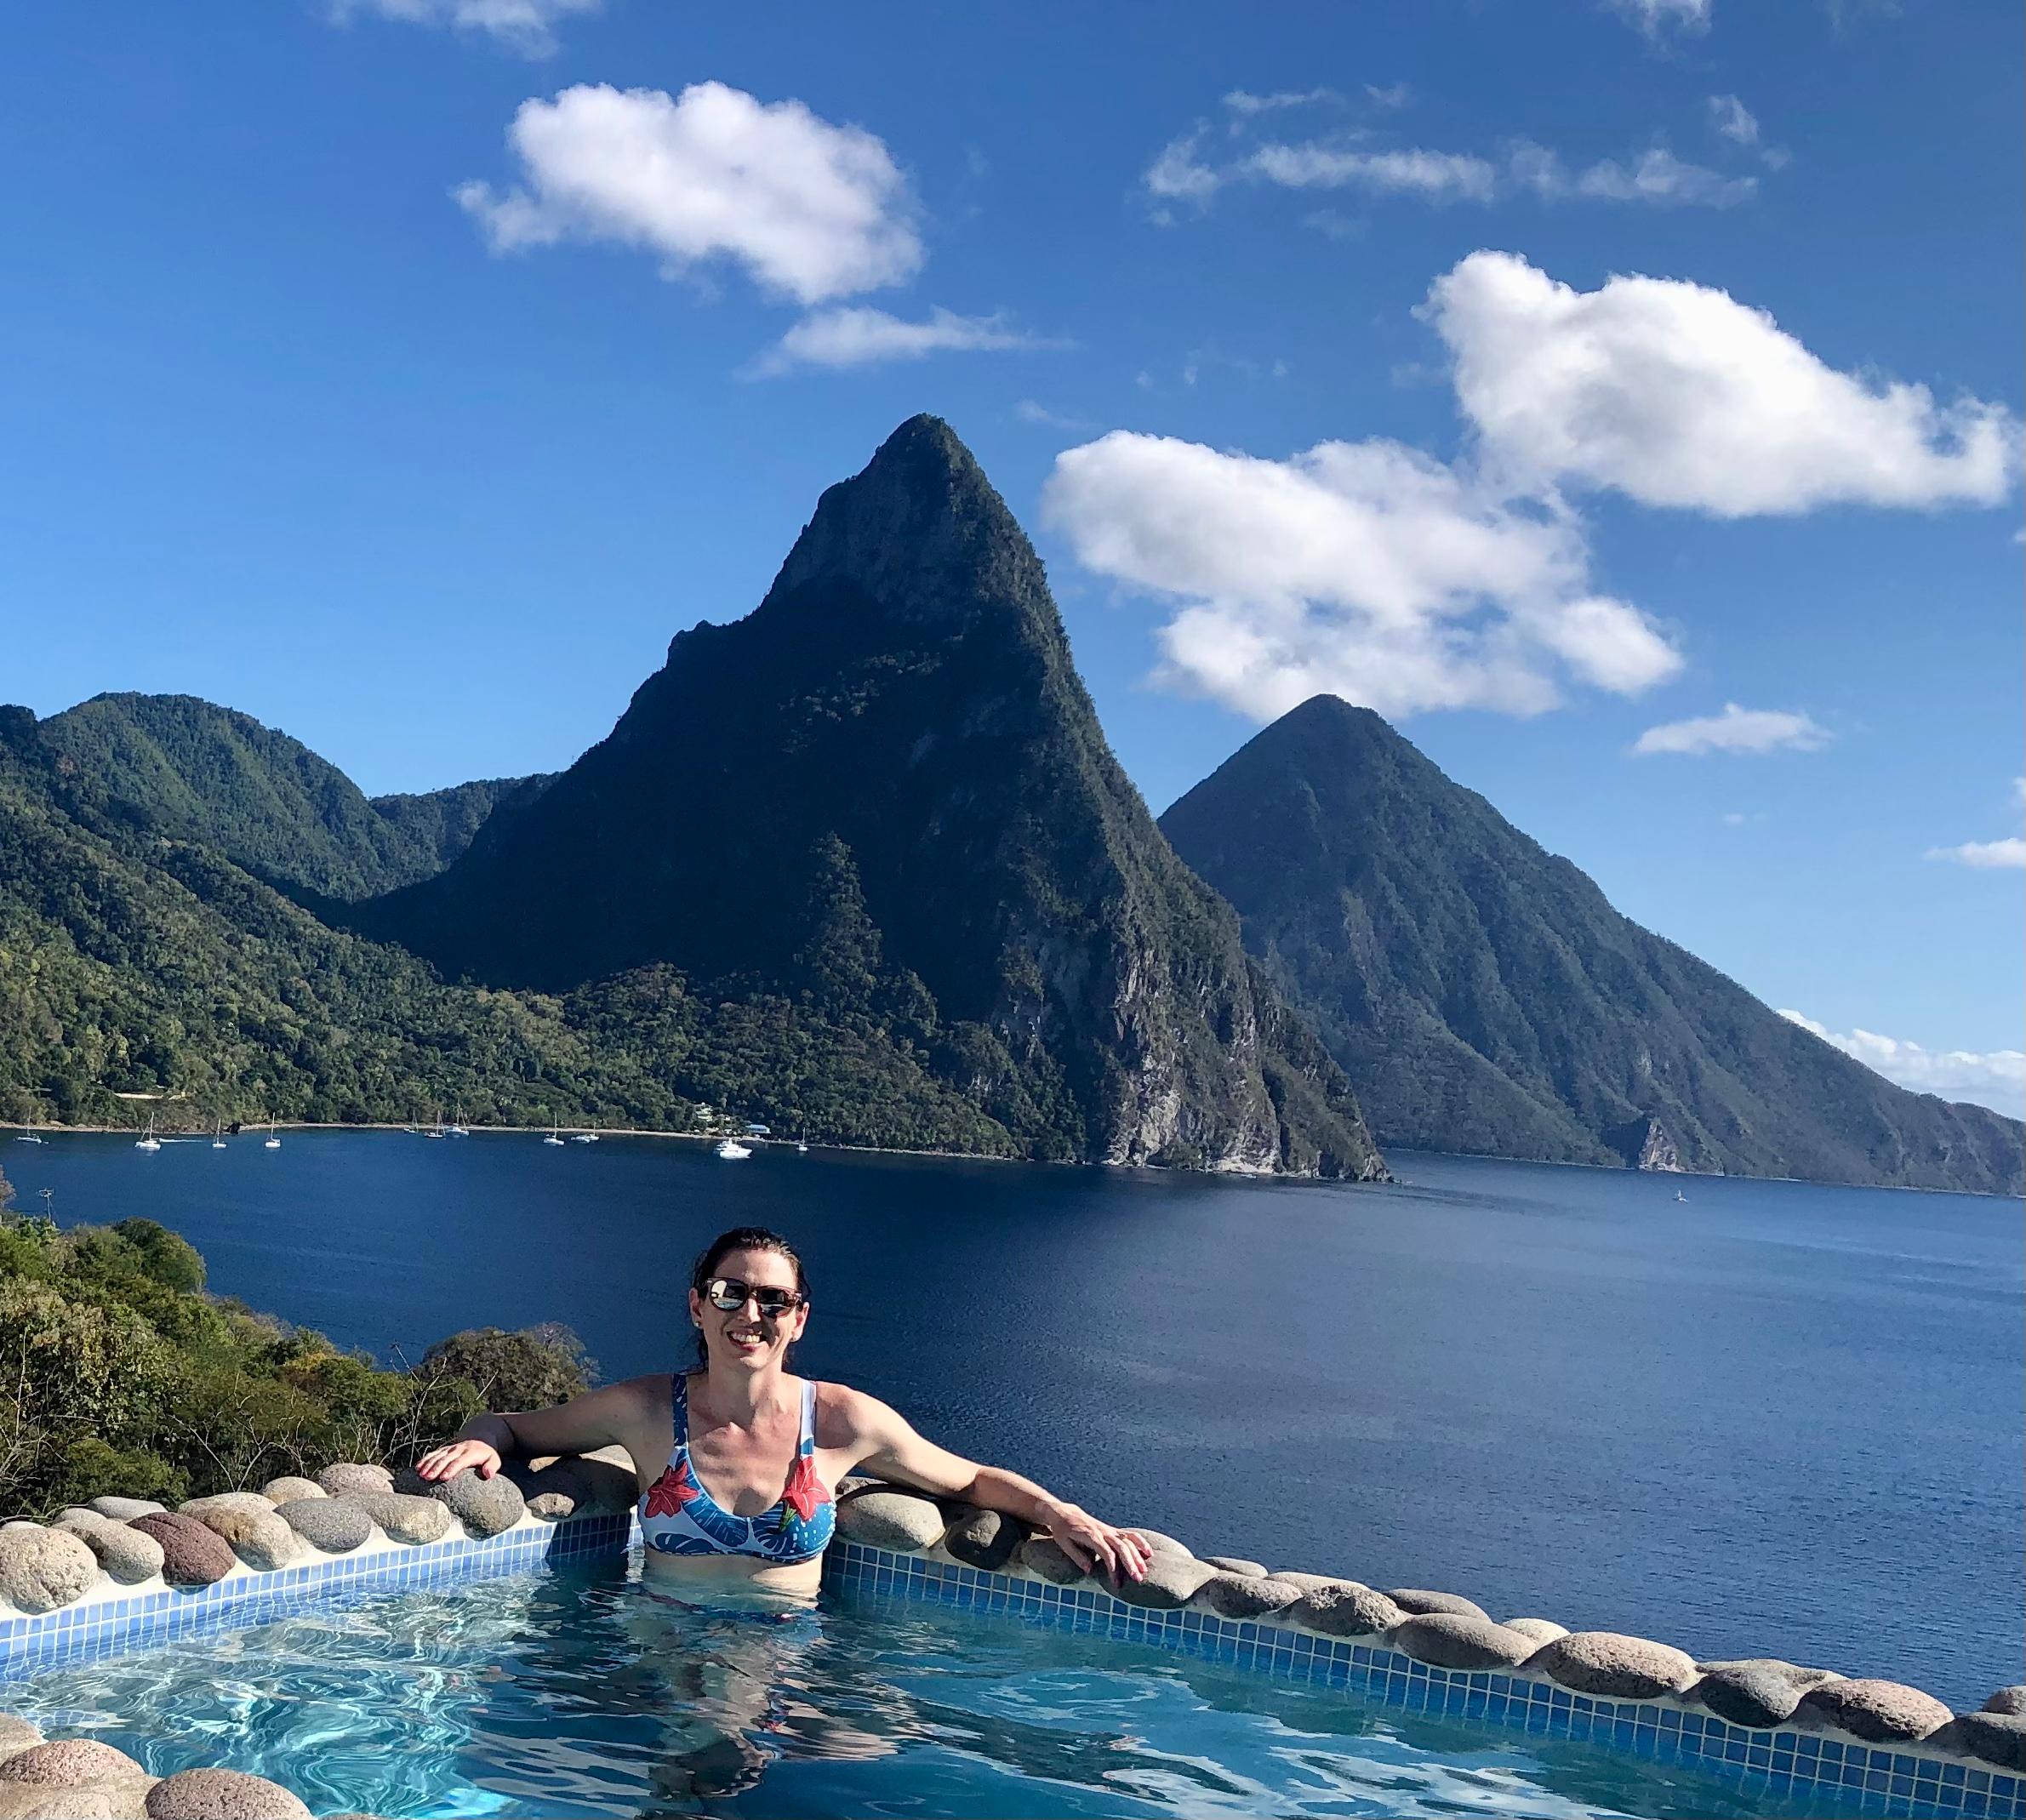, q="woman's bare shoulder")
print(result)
[808,1378,897,1446]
